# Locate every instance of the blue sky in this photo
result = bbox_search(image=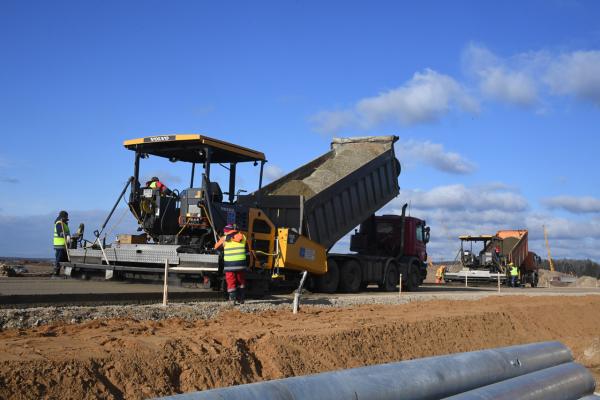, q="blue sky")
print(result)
[1,0,600,260]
